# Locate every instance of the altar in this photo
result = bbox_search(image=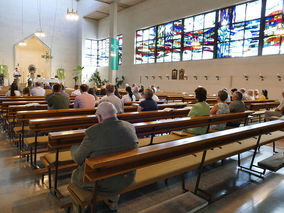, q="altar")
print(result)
[33,78,60,84]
